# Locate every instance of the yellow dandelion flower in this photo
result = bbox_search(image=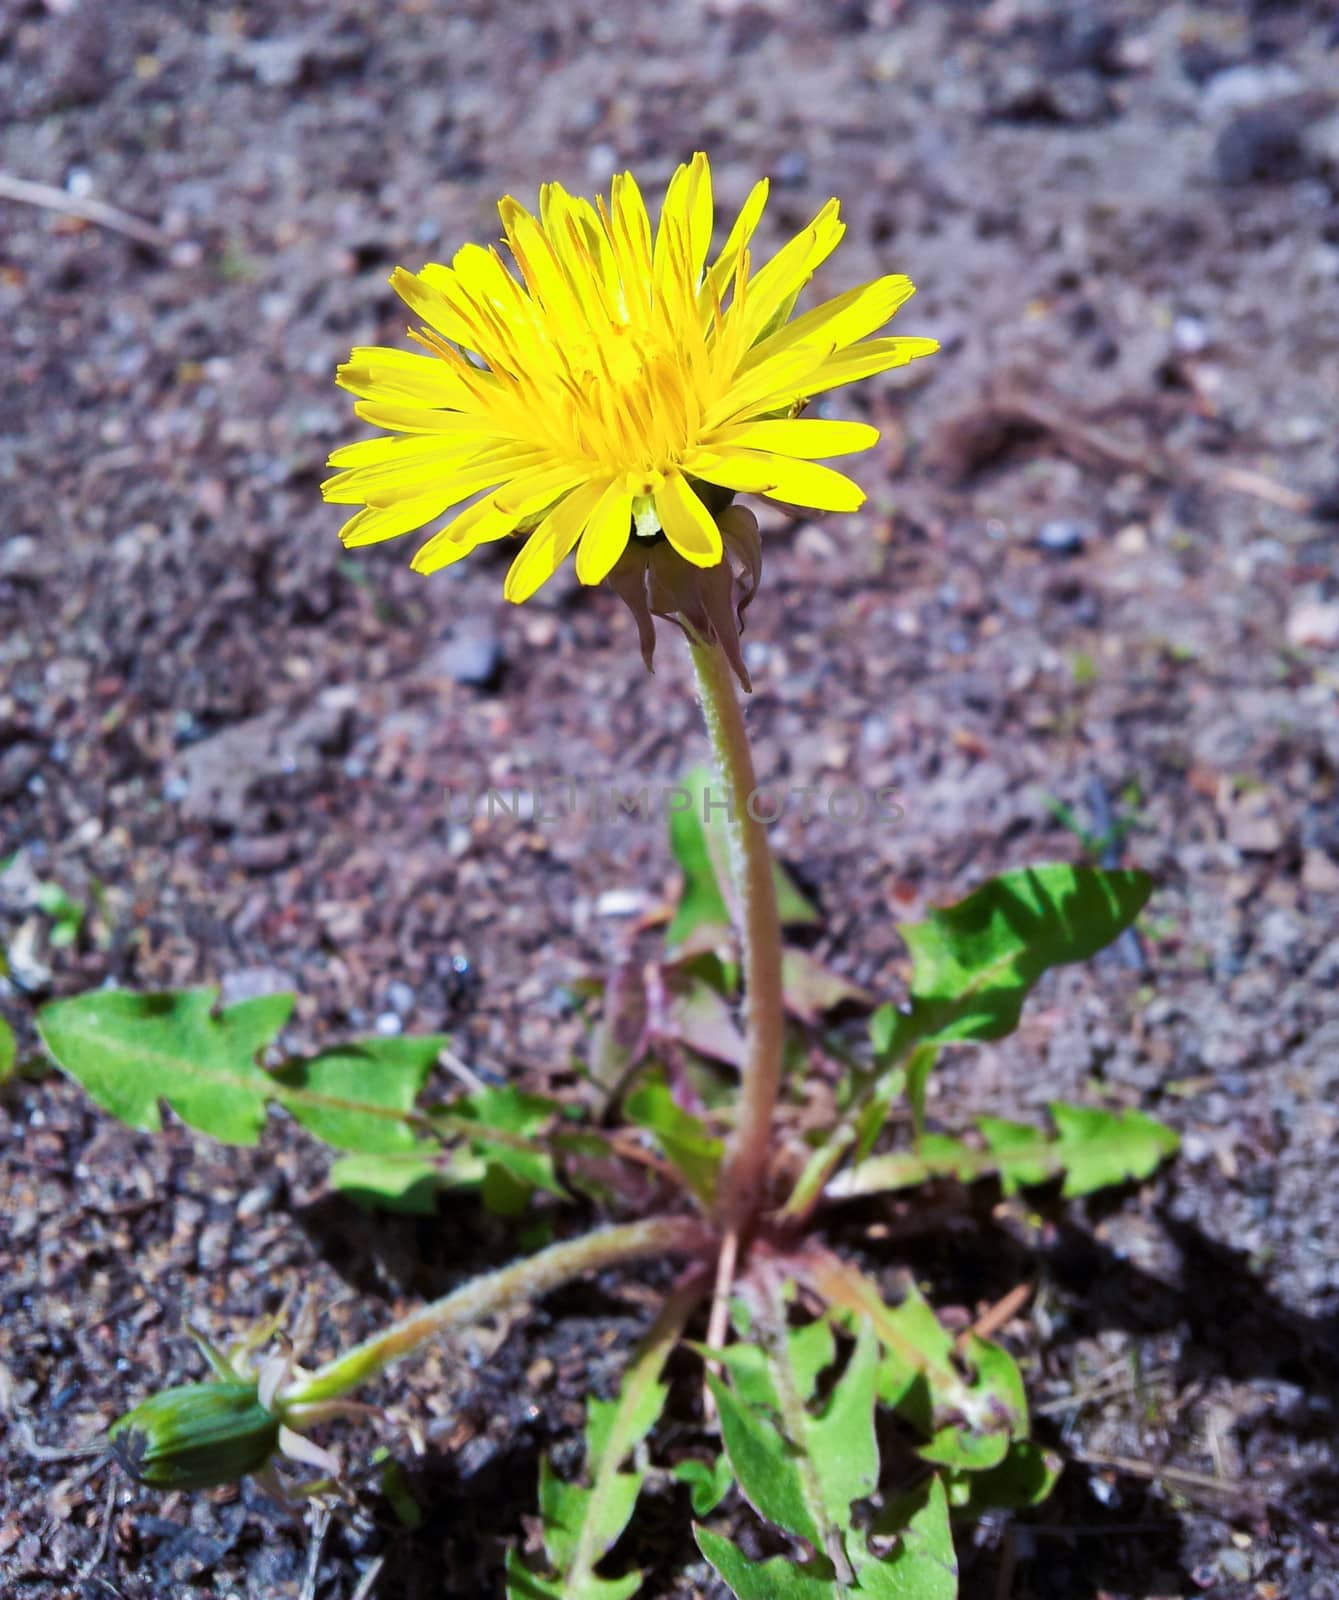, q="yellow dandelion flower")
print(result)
[325,152,936,616]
